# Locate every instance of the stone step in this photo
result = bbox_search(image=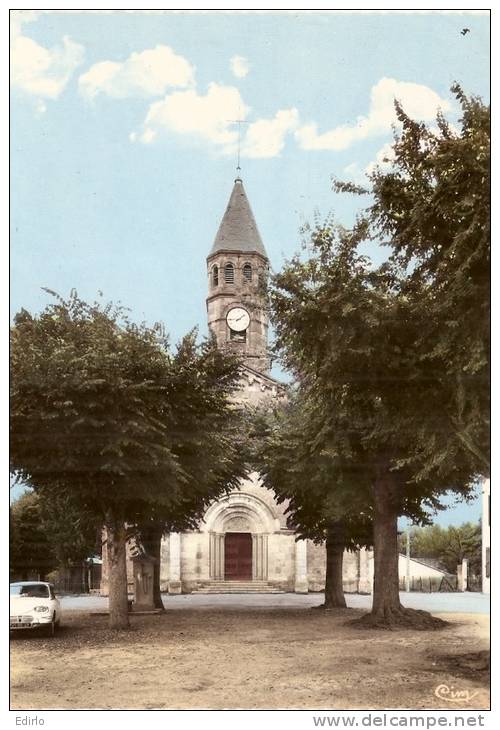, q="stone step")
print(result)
[192,588,285,595]
[192,581,285,594]
[206,582,269,586]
